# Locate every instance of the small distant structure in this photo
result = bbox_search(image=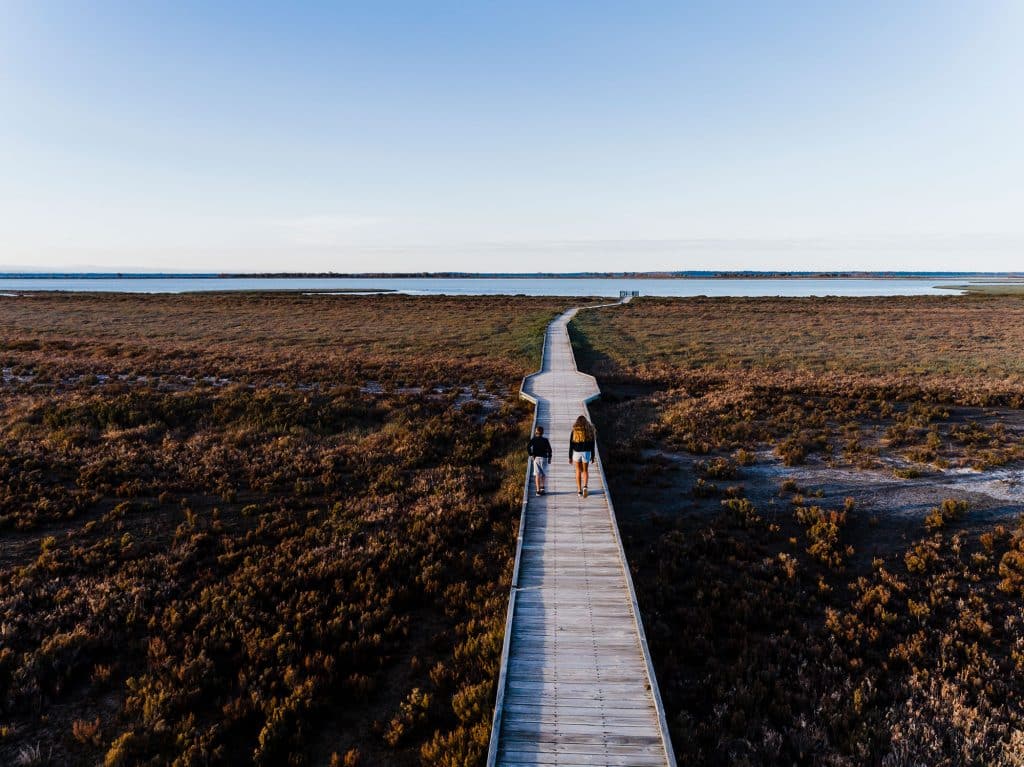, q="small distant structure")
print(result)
[619,289,640,299]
